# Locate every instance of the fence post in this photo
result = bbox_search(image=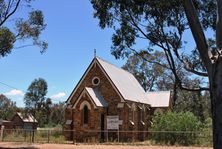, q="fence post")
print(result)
[107,130,108,142]
[47,129,50,143]
[24,130,26,142]
[0,125,4,141]
[118,129,119,143]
